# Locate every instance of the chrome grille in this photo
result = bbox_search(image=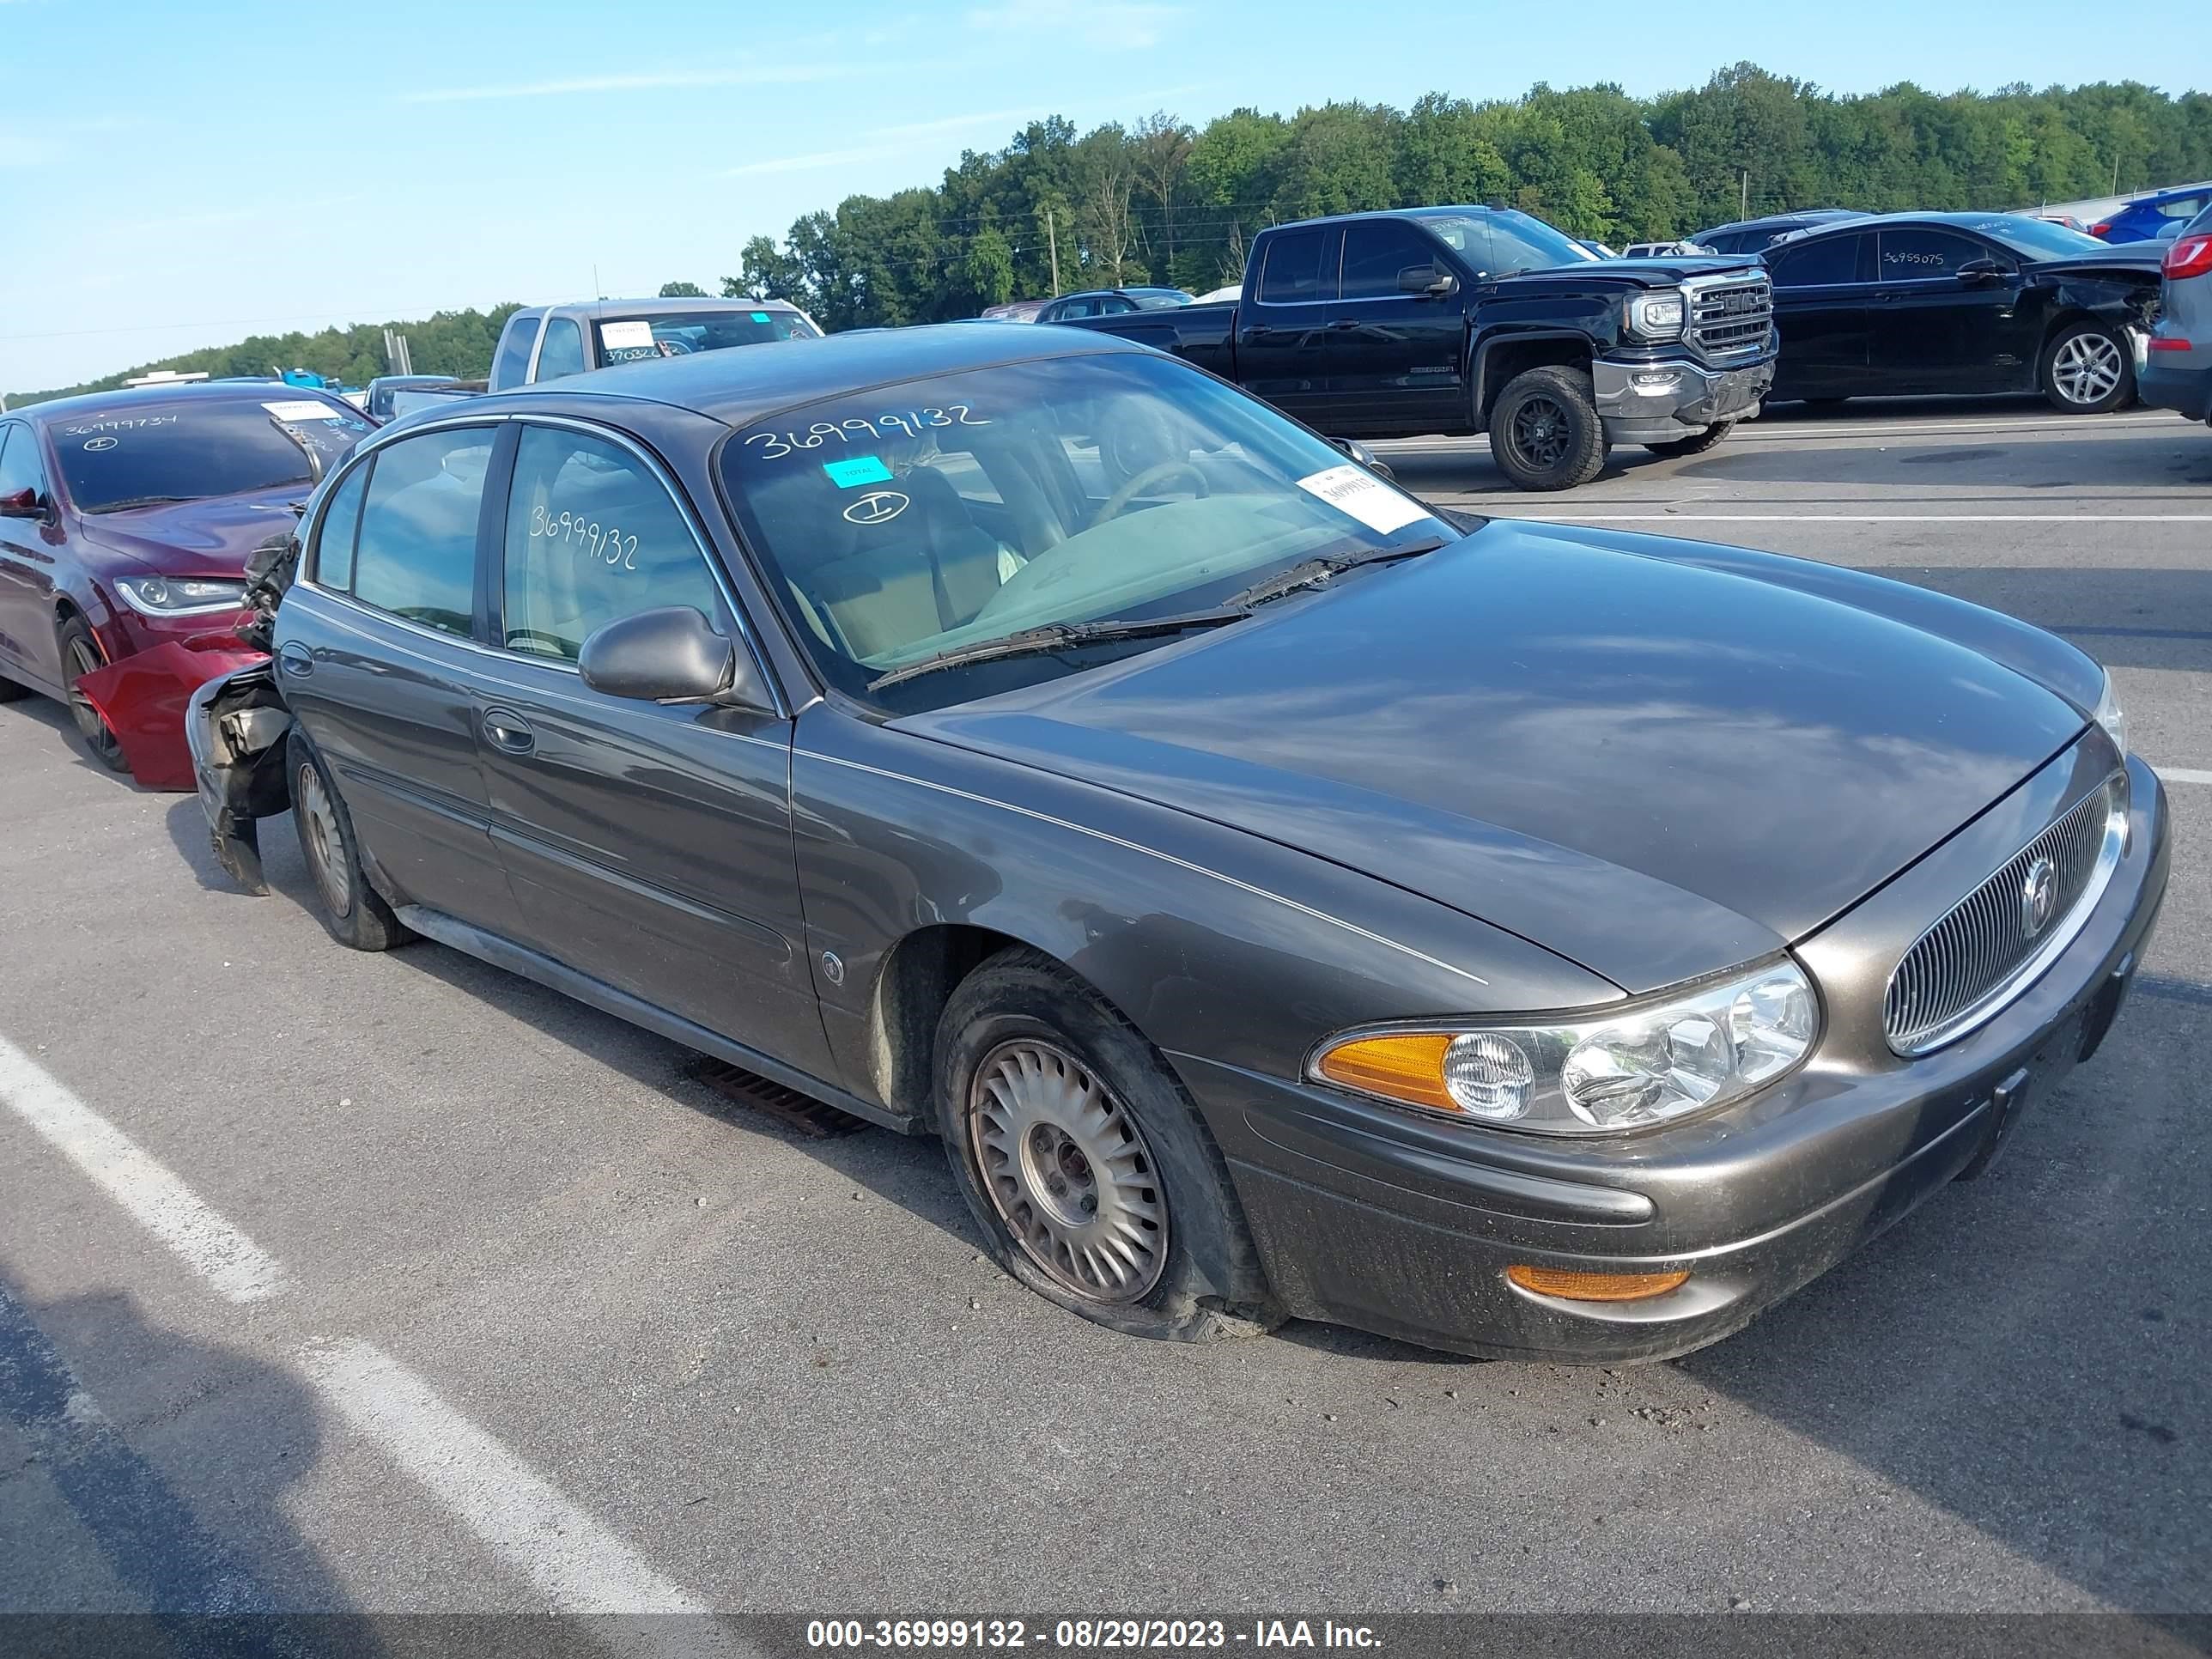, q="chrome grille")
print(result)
[1883,777,2124,1055]
[1686,276,1773,361]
